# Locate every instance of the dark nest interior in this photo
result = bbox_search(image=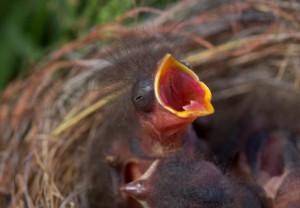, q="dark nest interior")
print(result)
[0,0,300,207]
